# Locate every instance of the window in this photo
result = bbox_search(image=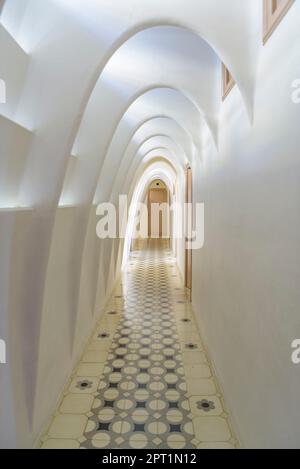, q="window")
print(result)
[222,64,235,100]
[263,0,295,44]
